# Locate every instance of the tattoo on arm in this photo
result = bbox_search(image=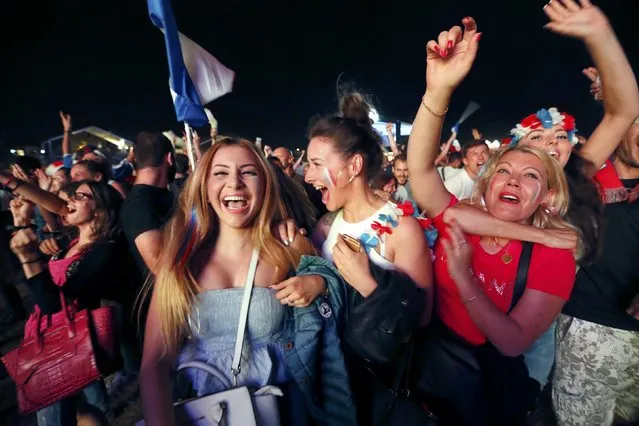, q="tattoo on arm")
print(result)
[321,212,337,227]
